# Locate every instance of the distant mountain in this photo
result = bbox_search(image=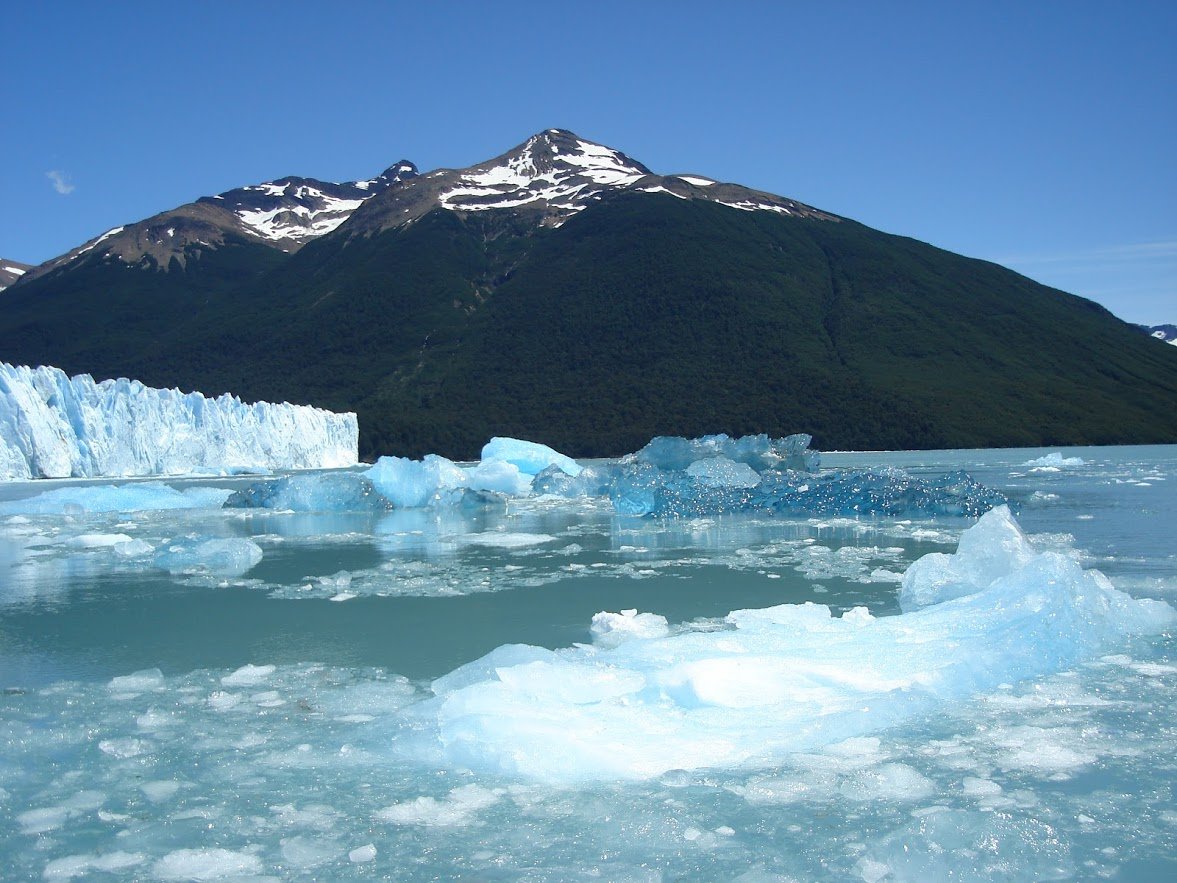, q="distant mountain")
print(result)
[1140,324,1177,346]
[3,130,1176,459]
[20,161,417,283]
[0,258,32,291]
